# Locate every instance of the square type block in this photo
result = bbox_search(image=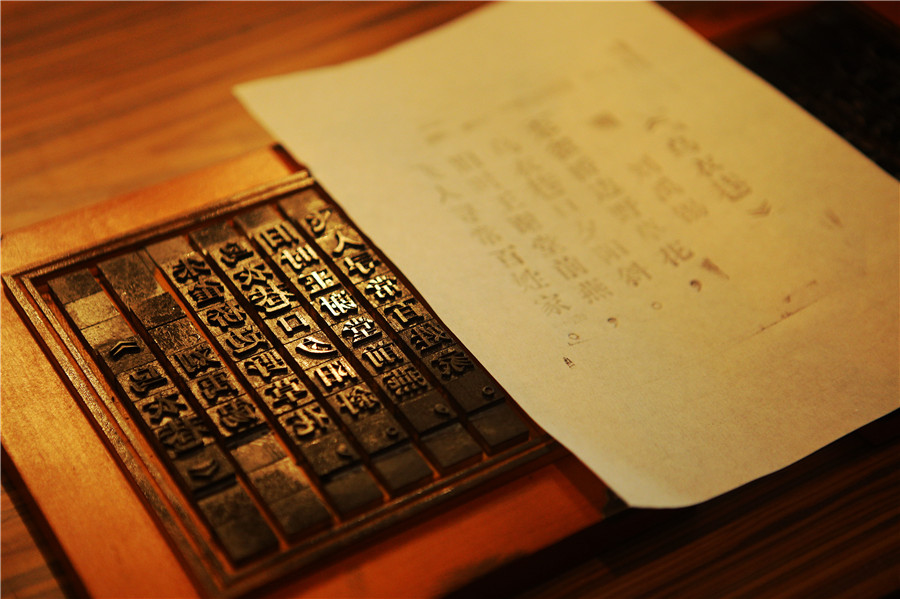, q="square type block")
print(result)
[371,444,433,495]
[64,292,119,329]
[396,390,457,434]
[468,402,530,453]
[268,488,332,538]
[48,269,102,304]
[322,467,382,518]
[231,434,288,473]
[421,423,482,472]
